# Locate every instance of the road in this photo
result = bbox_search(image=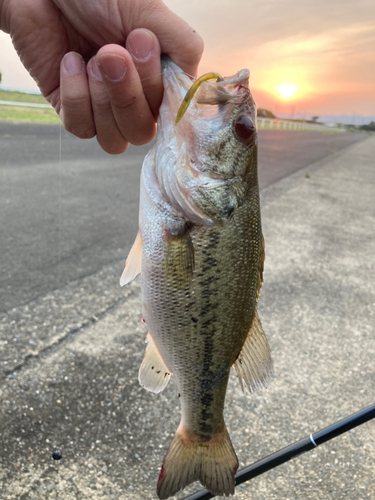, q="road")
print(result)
[0,122,367,312]
[0,127,373,500]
